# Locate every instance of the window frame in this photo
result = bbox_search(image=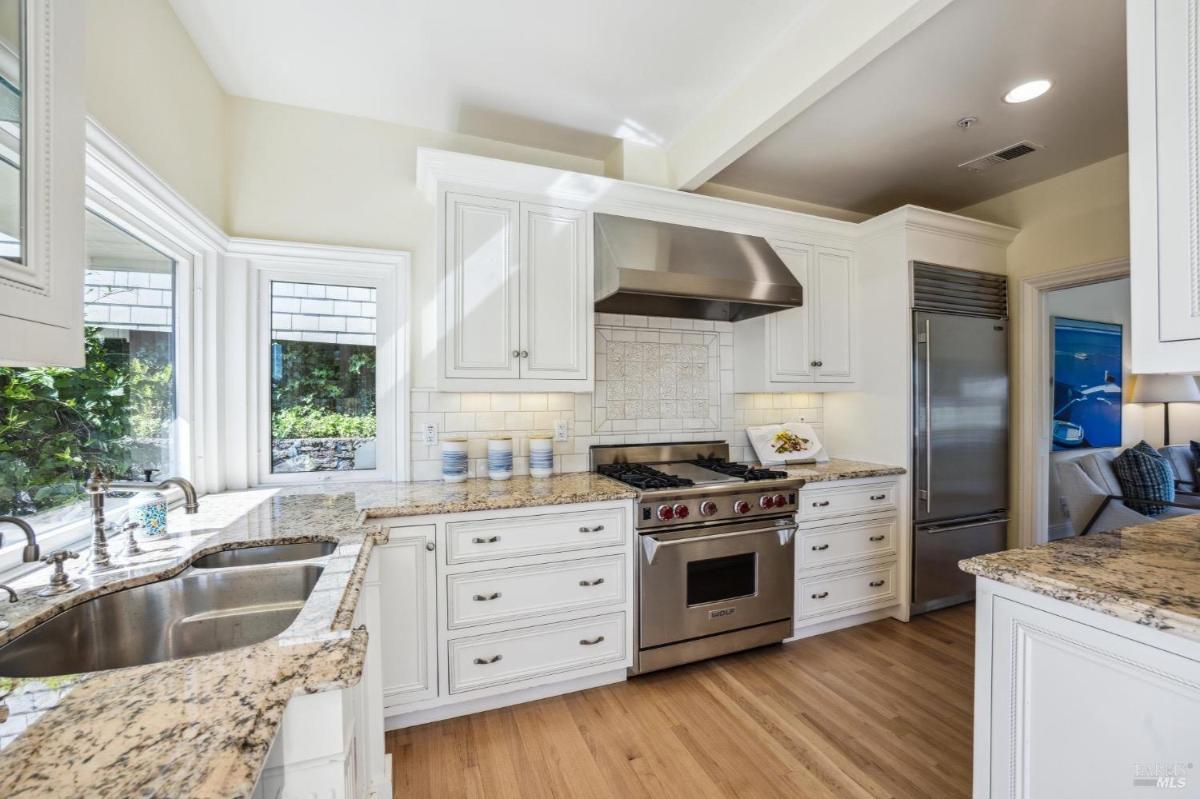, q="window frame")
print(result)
[244,244,409,486]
